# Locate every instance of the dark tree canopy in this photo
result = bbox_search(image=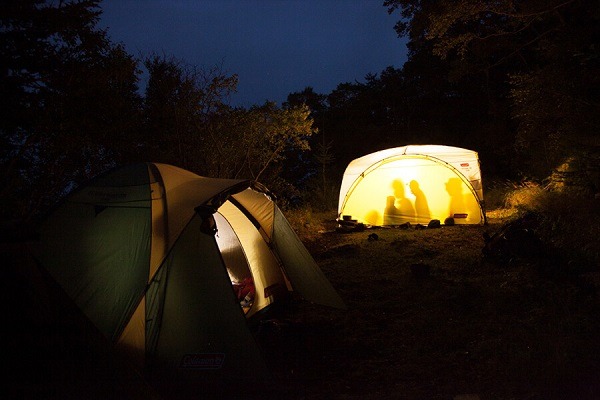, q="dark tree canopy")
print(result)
[2,0,598,221]
[384,0,600,180]
[1,0,142,220]
[273,0,598,207]
[1,1,317,219]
